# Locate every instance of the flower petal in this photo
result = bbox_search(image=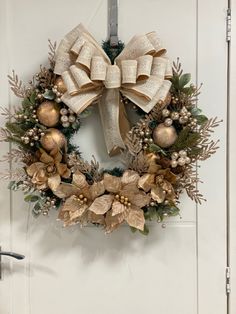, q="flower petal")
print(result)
[72,171,89,189]
[103,174,121,193]
[121,170,140,186]
[50,148,62,163]
[138,174,155,192]
[58,197,89,227]
[26,162,45,177]
[48,174,61,191]
[125,207,145,231]
[40,150,54,164]
[129,191,150,208]
[111,200,126,216]
[62,167,71,179]
[60,195,79,212]
[87,211,105,225]
[146,153,162,174]
[105,210,125,233]
[120,182,139,197]
[158,169,177,184]
[160,179,174,193]
[90,181,105,200]
[89,194,114,215]
[151,185,165,203]
[56,163,70,177]
[53,183,79,198]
